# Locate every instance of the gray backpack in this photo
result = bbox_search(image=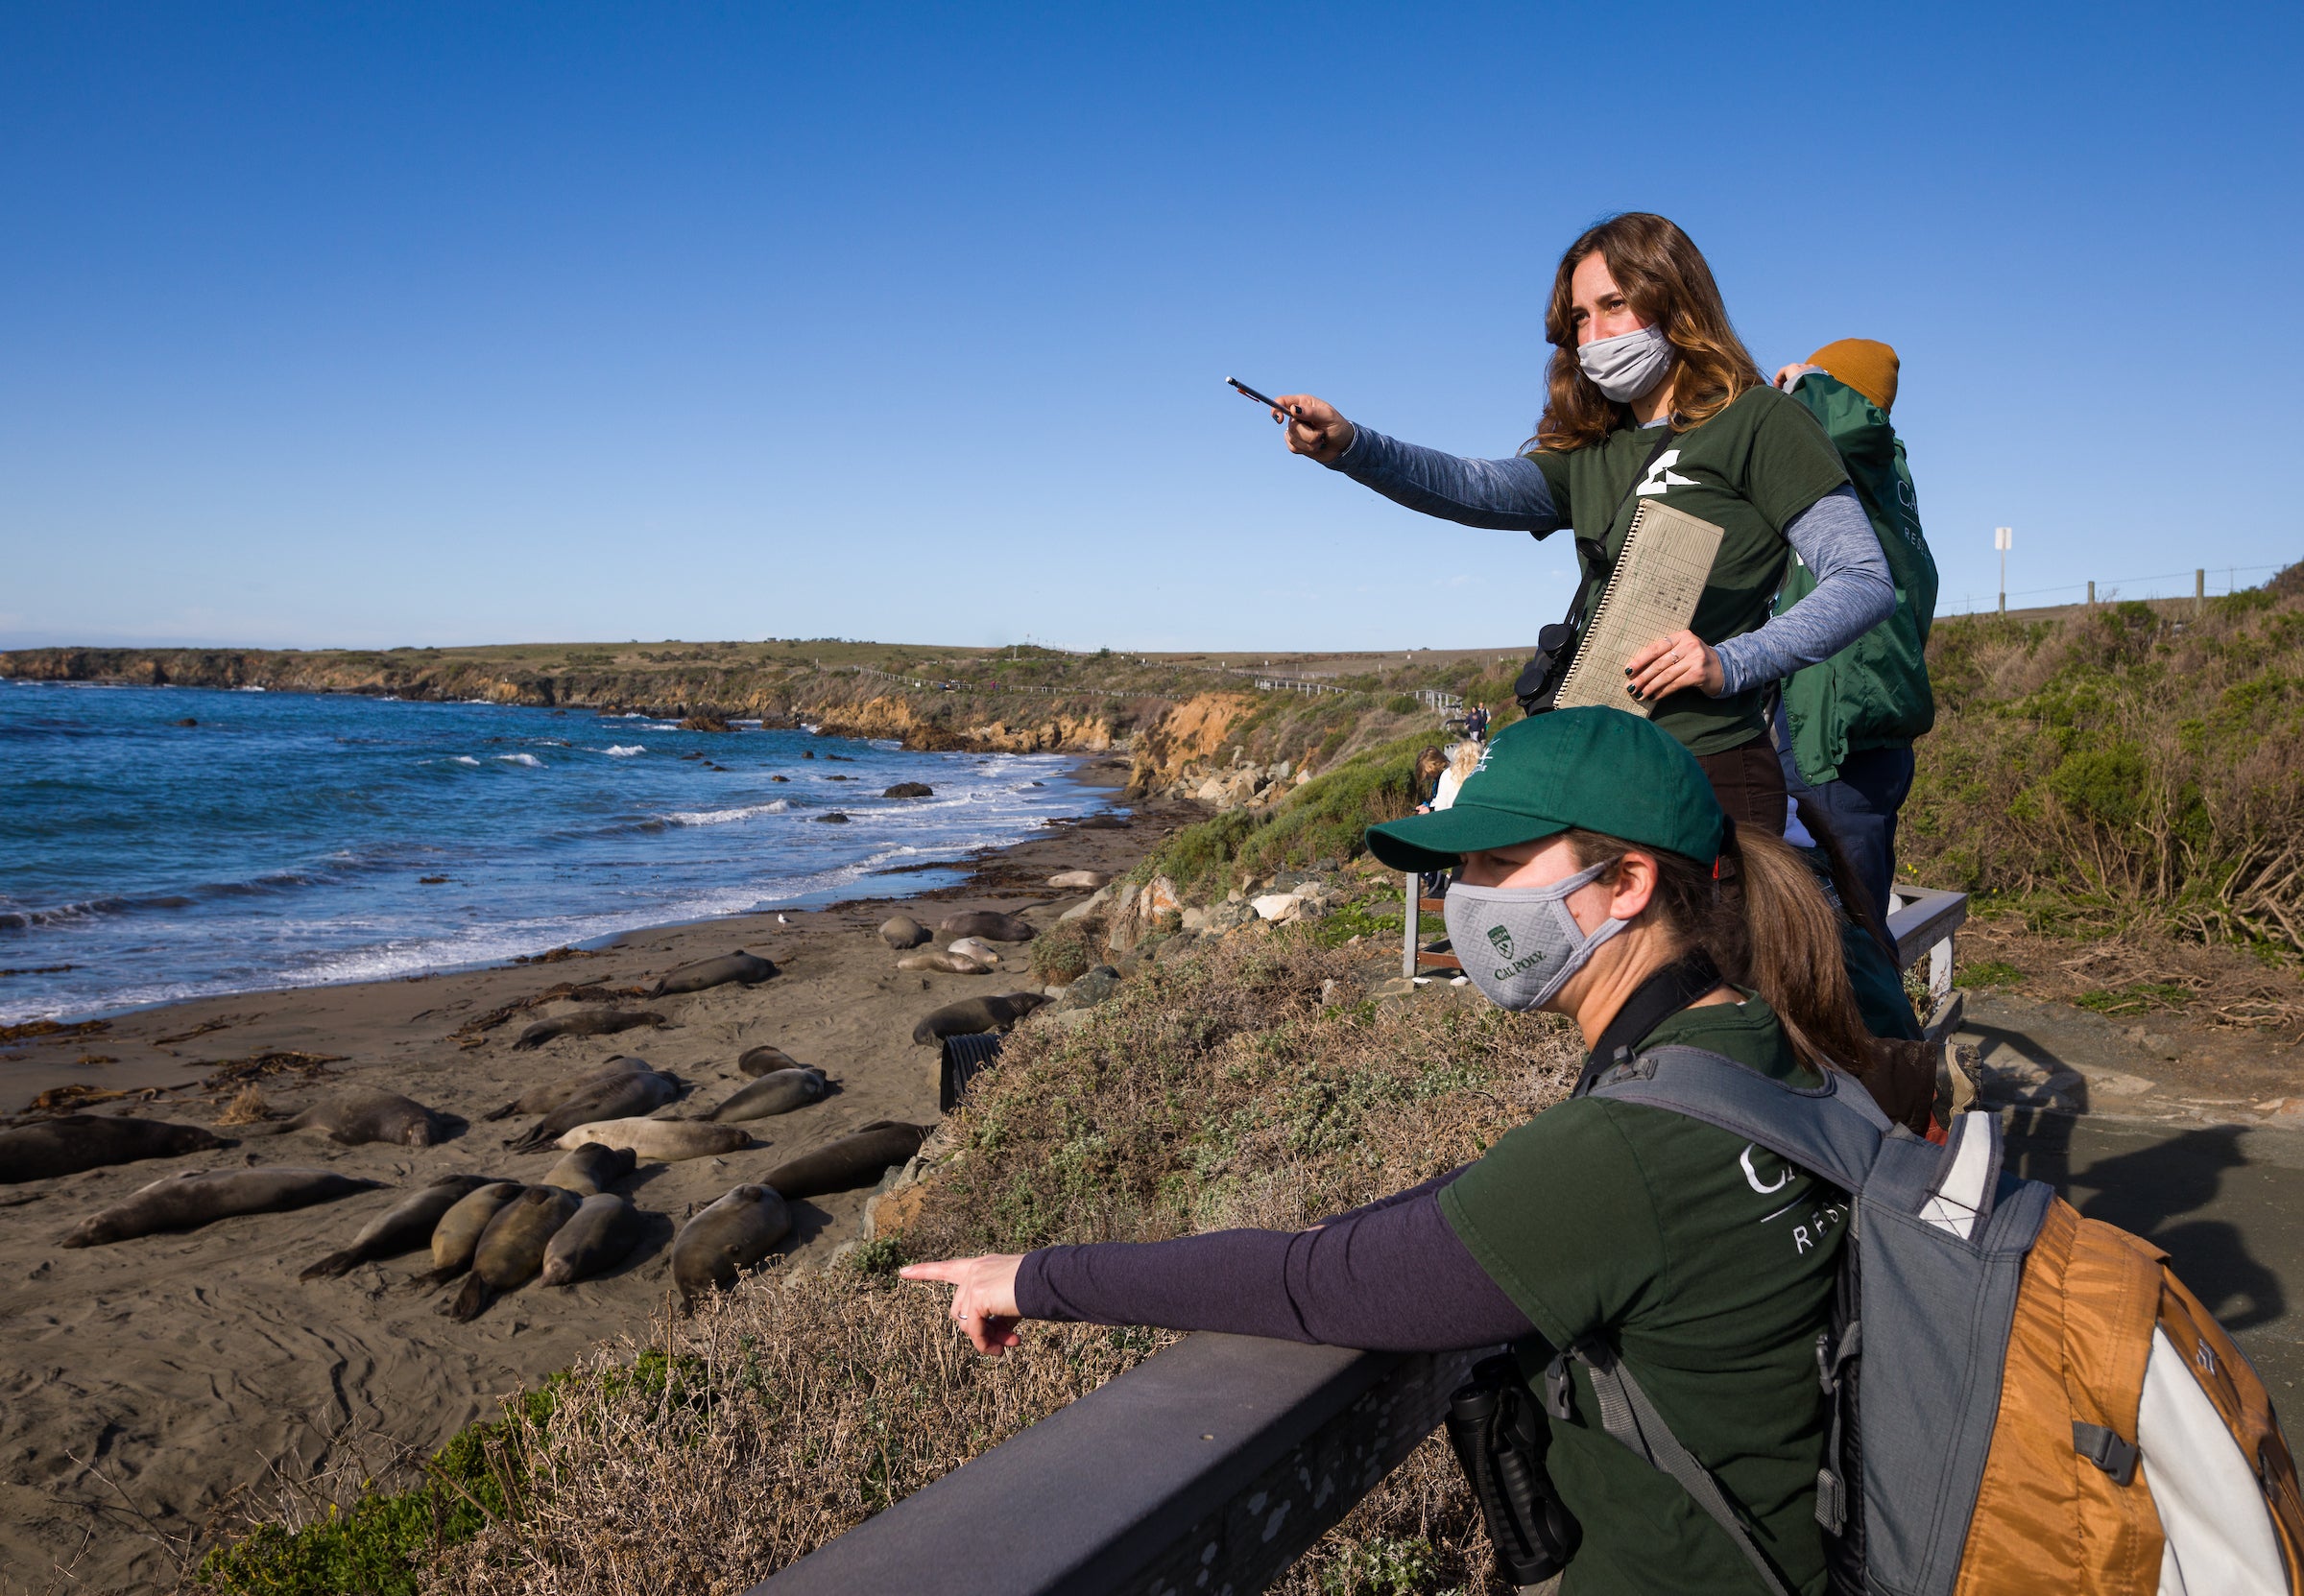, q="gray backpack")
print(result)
[1563,1045,2303,1596]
